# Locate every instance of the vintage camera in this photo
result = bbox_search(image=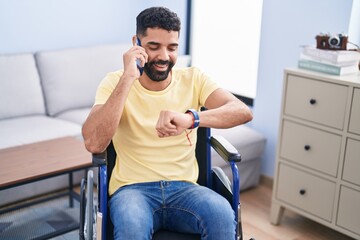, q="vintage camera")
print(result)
[316,33,348,50]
